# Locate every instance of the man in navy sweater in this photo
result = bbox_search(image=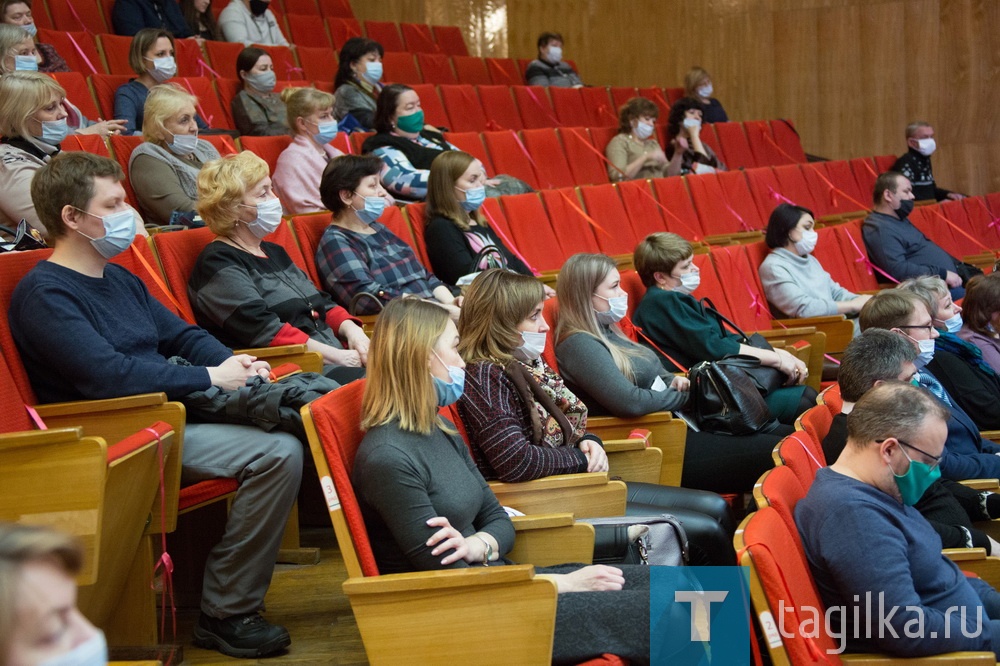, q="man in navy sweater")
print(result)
[797,382,1000,659]
[8,152,302,659]
[858,289,1000,481]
